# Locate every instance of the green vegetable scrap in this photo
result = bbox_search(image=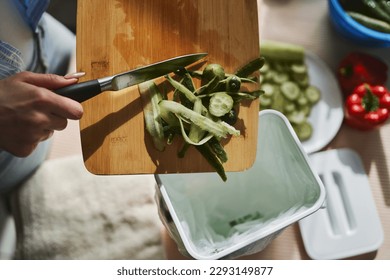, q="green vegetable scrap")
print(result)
[347,11,390,33]
[138,57,264,181]
[259,41,321,141]
[138,81,165,151]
